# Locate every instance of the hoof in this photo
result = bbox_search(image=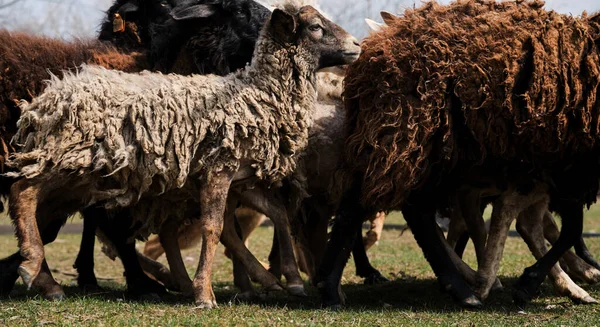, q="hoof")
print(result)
[572,295,599,305]
[194,300,218,309]
[18,265,37,289]
[491,279,504,292]
[138,292,162,303]
[513,289,532,309]
[327,304,342,311]
[461,295,483,309]
[235,291,263,302]
[265,283,284,292]
[287,284,307,297]
[363,272,390,285]
[44,291,66,301]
